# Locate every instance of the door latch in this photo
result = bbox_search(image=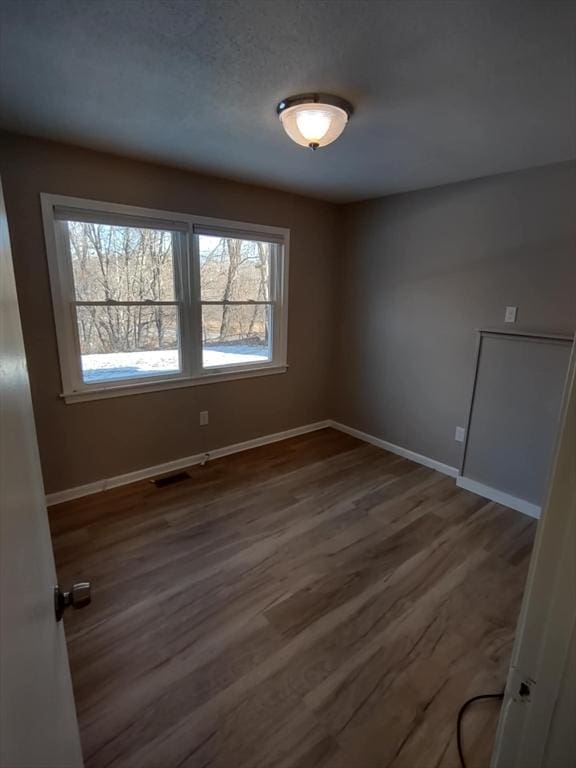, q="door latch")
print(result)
[54,582,91,621]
